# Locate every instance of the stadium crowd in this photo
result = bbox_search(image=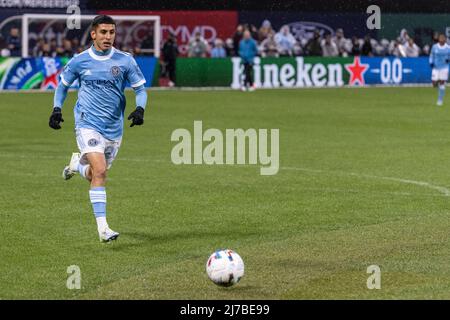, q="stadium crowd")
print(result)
[0,20,443,58]
[0,26,153,58]
[191,21,437,58]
